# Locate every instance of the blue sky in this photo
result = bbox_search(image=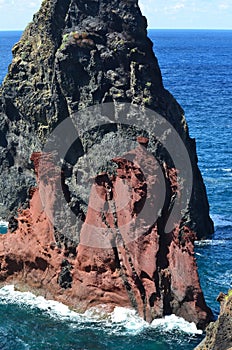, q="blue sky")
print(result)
[0,0,231,30]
